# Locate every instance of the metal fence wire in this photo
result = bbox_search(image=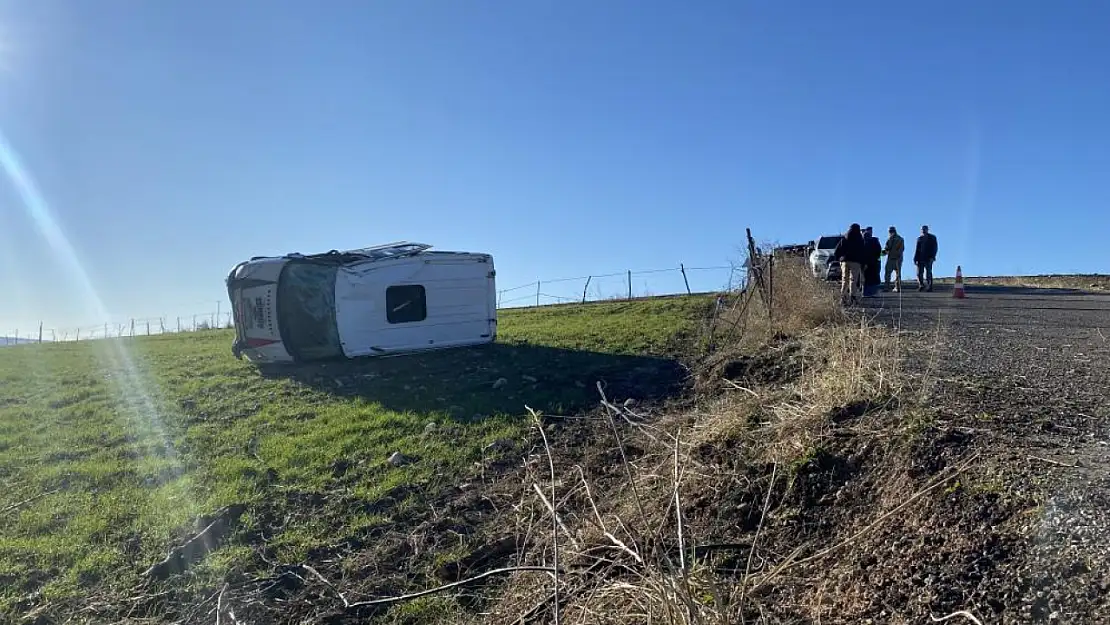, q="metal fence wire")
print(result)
[3,263,742,344]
